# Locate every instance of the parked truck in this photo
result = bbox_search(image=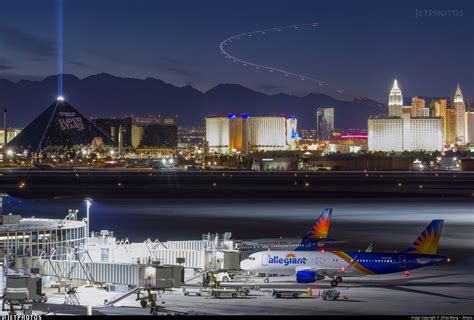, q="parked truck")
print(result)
[211,287,248,299]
